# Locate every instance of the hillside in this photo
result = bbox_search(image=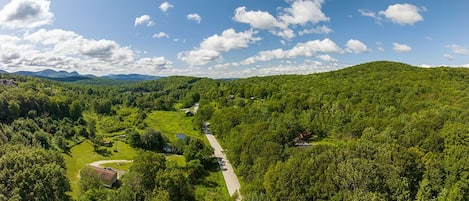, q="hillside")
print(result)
[208,61,469,200]
[0,61,468,200]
